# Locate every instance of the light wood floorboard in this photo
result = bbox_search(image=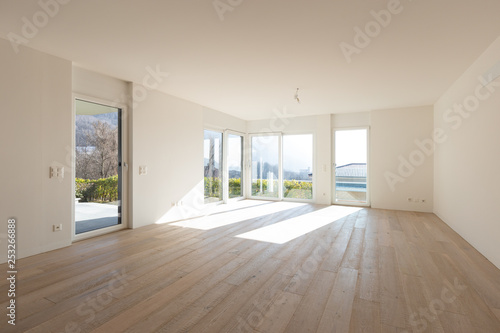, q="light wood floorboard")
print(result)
[1,201,500,332]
